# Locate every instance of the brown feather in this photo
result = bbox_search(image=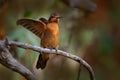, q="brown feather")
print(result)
[17,19,46,38]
